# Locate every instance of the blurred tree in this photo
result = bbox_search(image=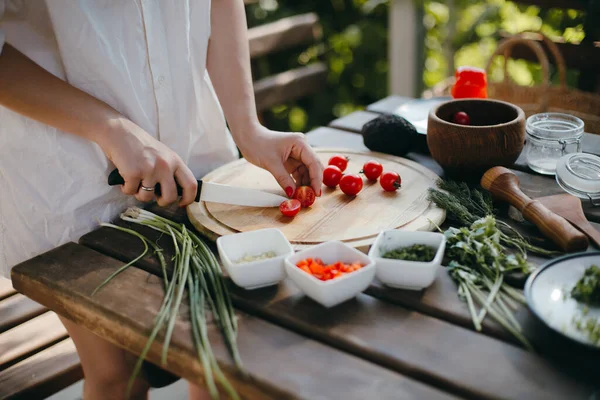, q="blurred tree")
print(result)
[247,0,591,133]
[425,0,588,90]
[246,0,390,132]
